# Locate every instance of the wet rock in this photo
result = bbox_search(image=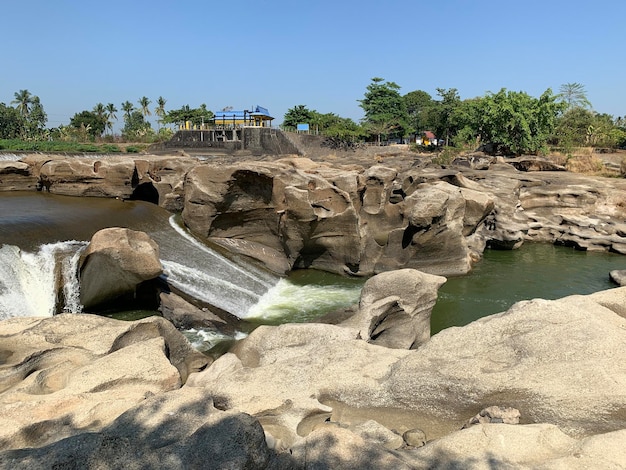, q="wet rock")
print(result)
[79,228,163,310]
[609,269,626,286]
